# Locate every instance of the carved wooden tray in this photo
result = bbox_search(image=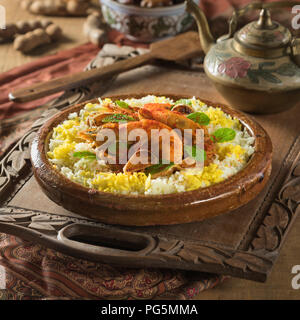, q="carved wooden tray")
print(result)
[31,95,272,226]
[0,58,299,283]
